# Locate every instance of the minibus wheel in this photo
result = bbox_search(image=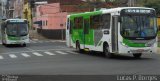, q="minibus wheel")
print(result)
[22,43,26,47]
[76,41,82,53]
[103,44,114,58]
